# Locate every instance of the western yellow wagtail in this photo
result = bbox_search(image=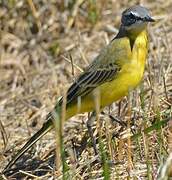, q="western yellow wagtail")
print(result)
[4,5,155,171]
